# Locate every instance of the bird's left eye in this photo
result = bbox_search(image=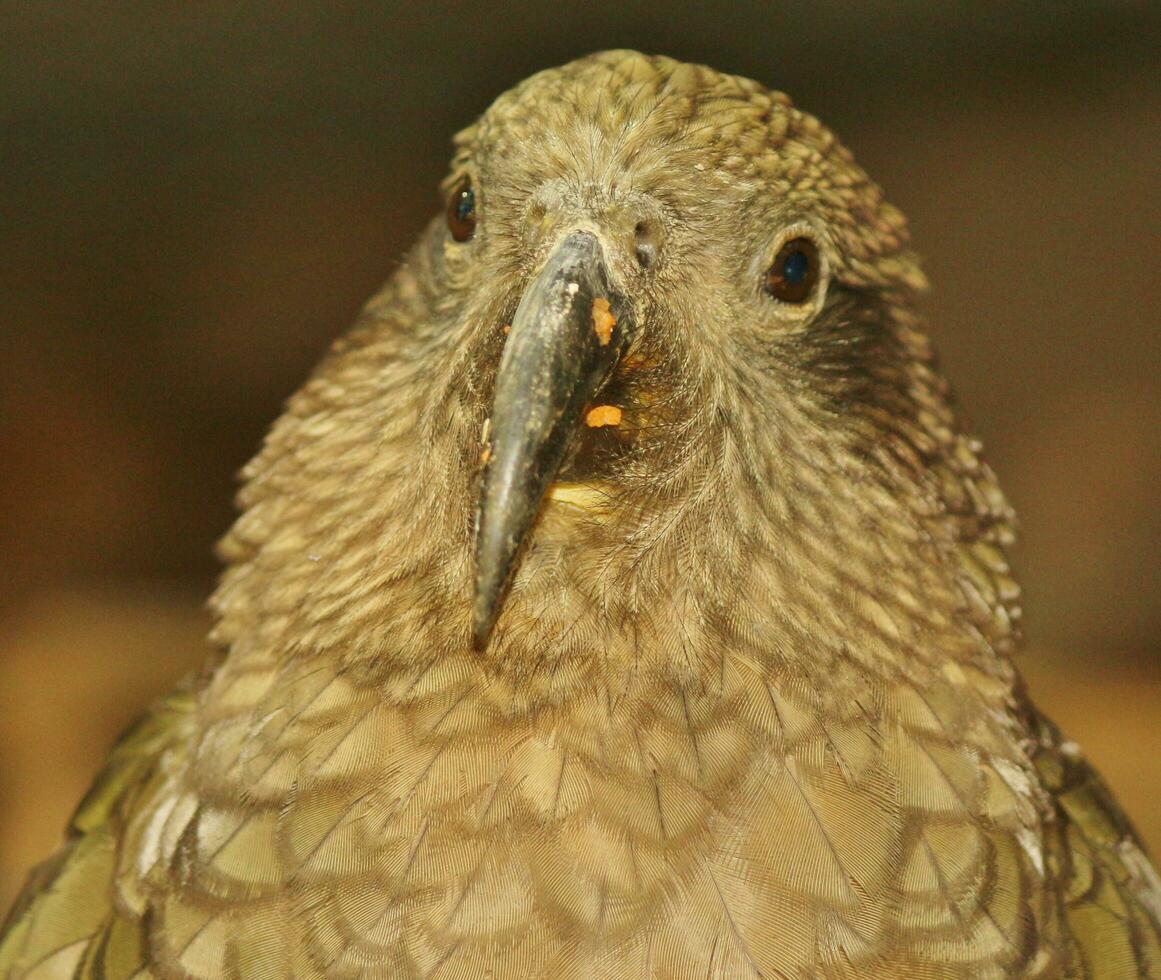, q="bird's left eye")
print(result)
[763,237,819,304]
[447,176,477,242]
